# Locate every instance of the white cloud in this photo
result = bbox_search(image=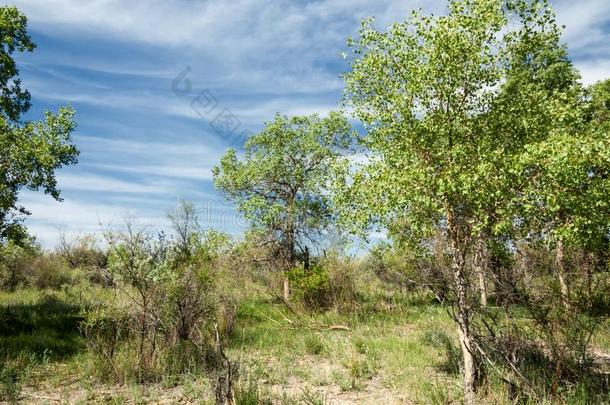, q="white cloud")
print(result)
[574,59,610,86]
[89,163,215,181]
[56,172,171,194]
[9,0,610,249]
